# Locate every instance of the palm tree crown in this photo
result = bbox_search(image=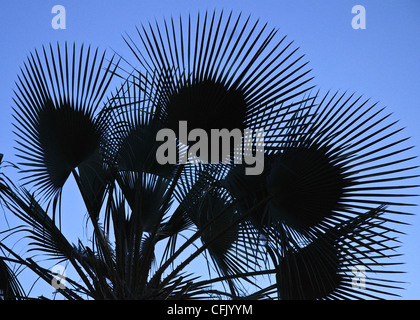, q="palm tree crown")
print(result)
[0,11,417,300]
